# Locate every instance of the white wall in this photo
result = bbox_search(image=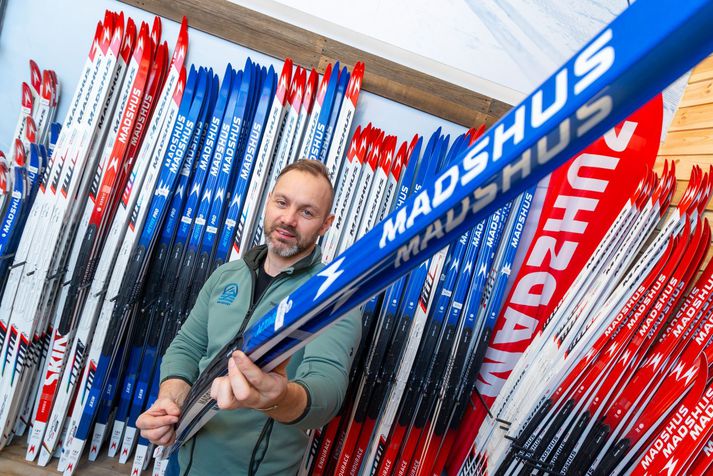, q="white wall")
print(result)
[0,0,465,157]
[237,0,687,137]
